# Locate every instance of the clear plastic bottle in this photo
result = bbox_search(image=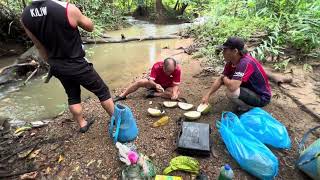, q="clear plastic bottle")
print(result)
[121,165,143,180]
[218,164,234,180]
